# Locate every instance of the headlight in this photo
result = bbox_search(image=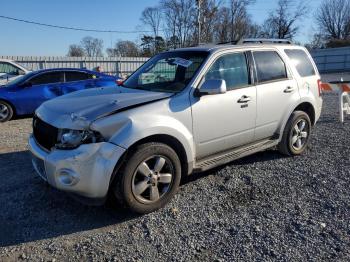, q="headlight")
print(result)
[56,129,103,149]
